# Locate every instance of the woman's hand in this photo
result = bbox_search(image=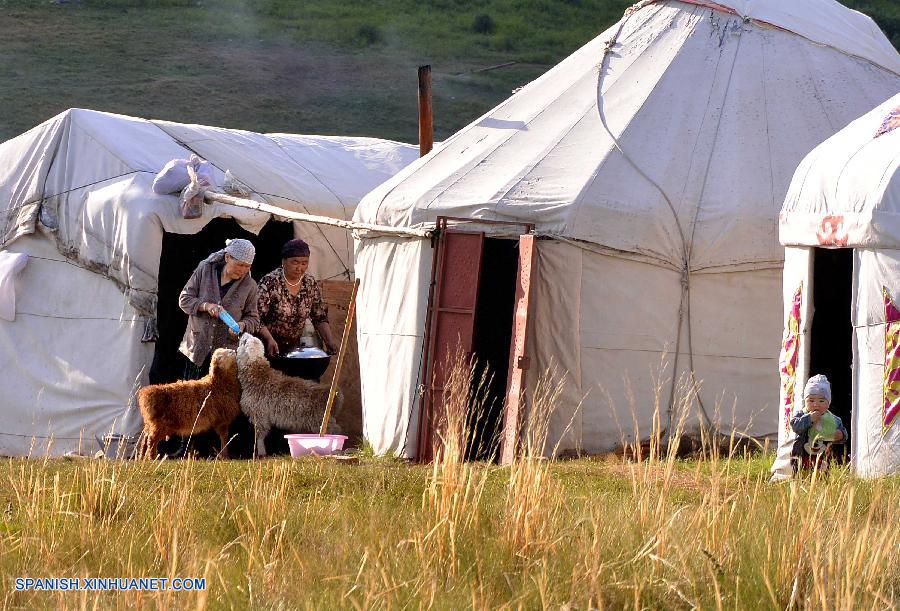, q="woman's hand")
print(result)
[228,321,247,337]
[264,336,280,356]
[203,302,223,318]
[325,341,339,356]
